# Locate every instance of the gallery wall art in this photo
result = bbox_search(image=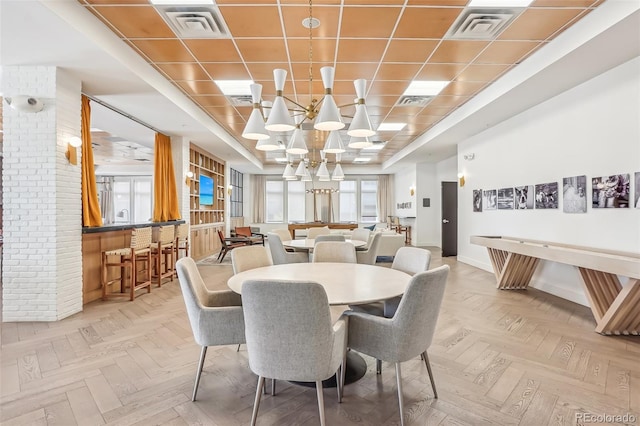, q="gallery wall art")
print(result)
[592,174,630,208]
[535,182,559,209]
[634,172,640,208]
[483,190,497,210]
[515,185,534,210]
[498,188,515,210]
[563,175,587,213]
[473,190,482,212]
